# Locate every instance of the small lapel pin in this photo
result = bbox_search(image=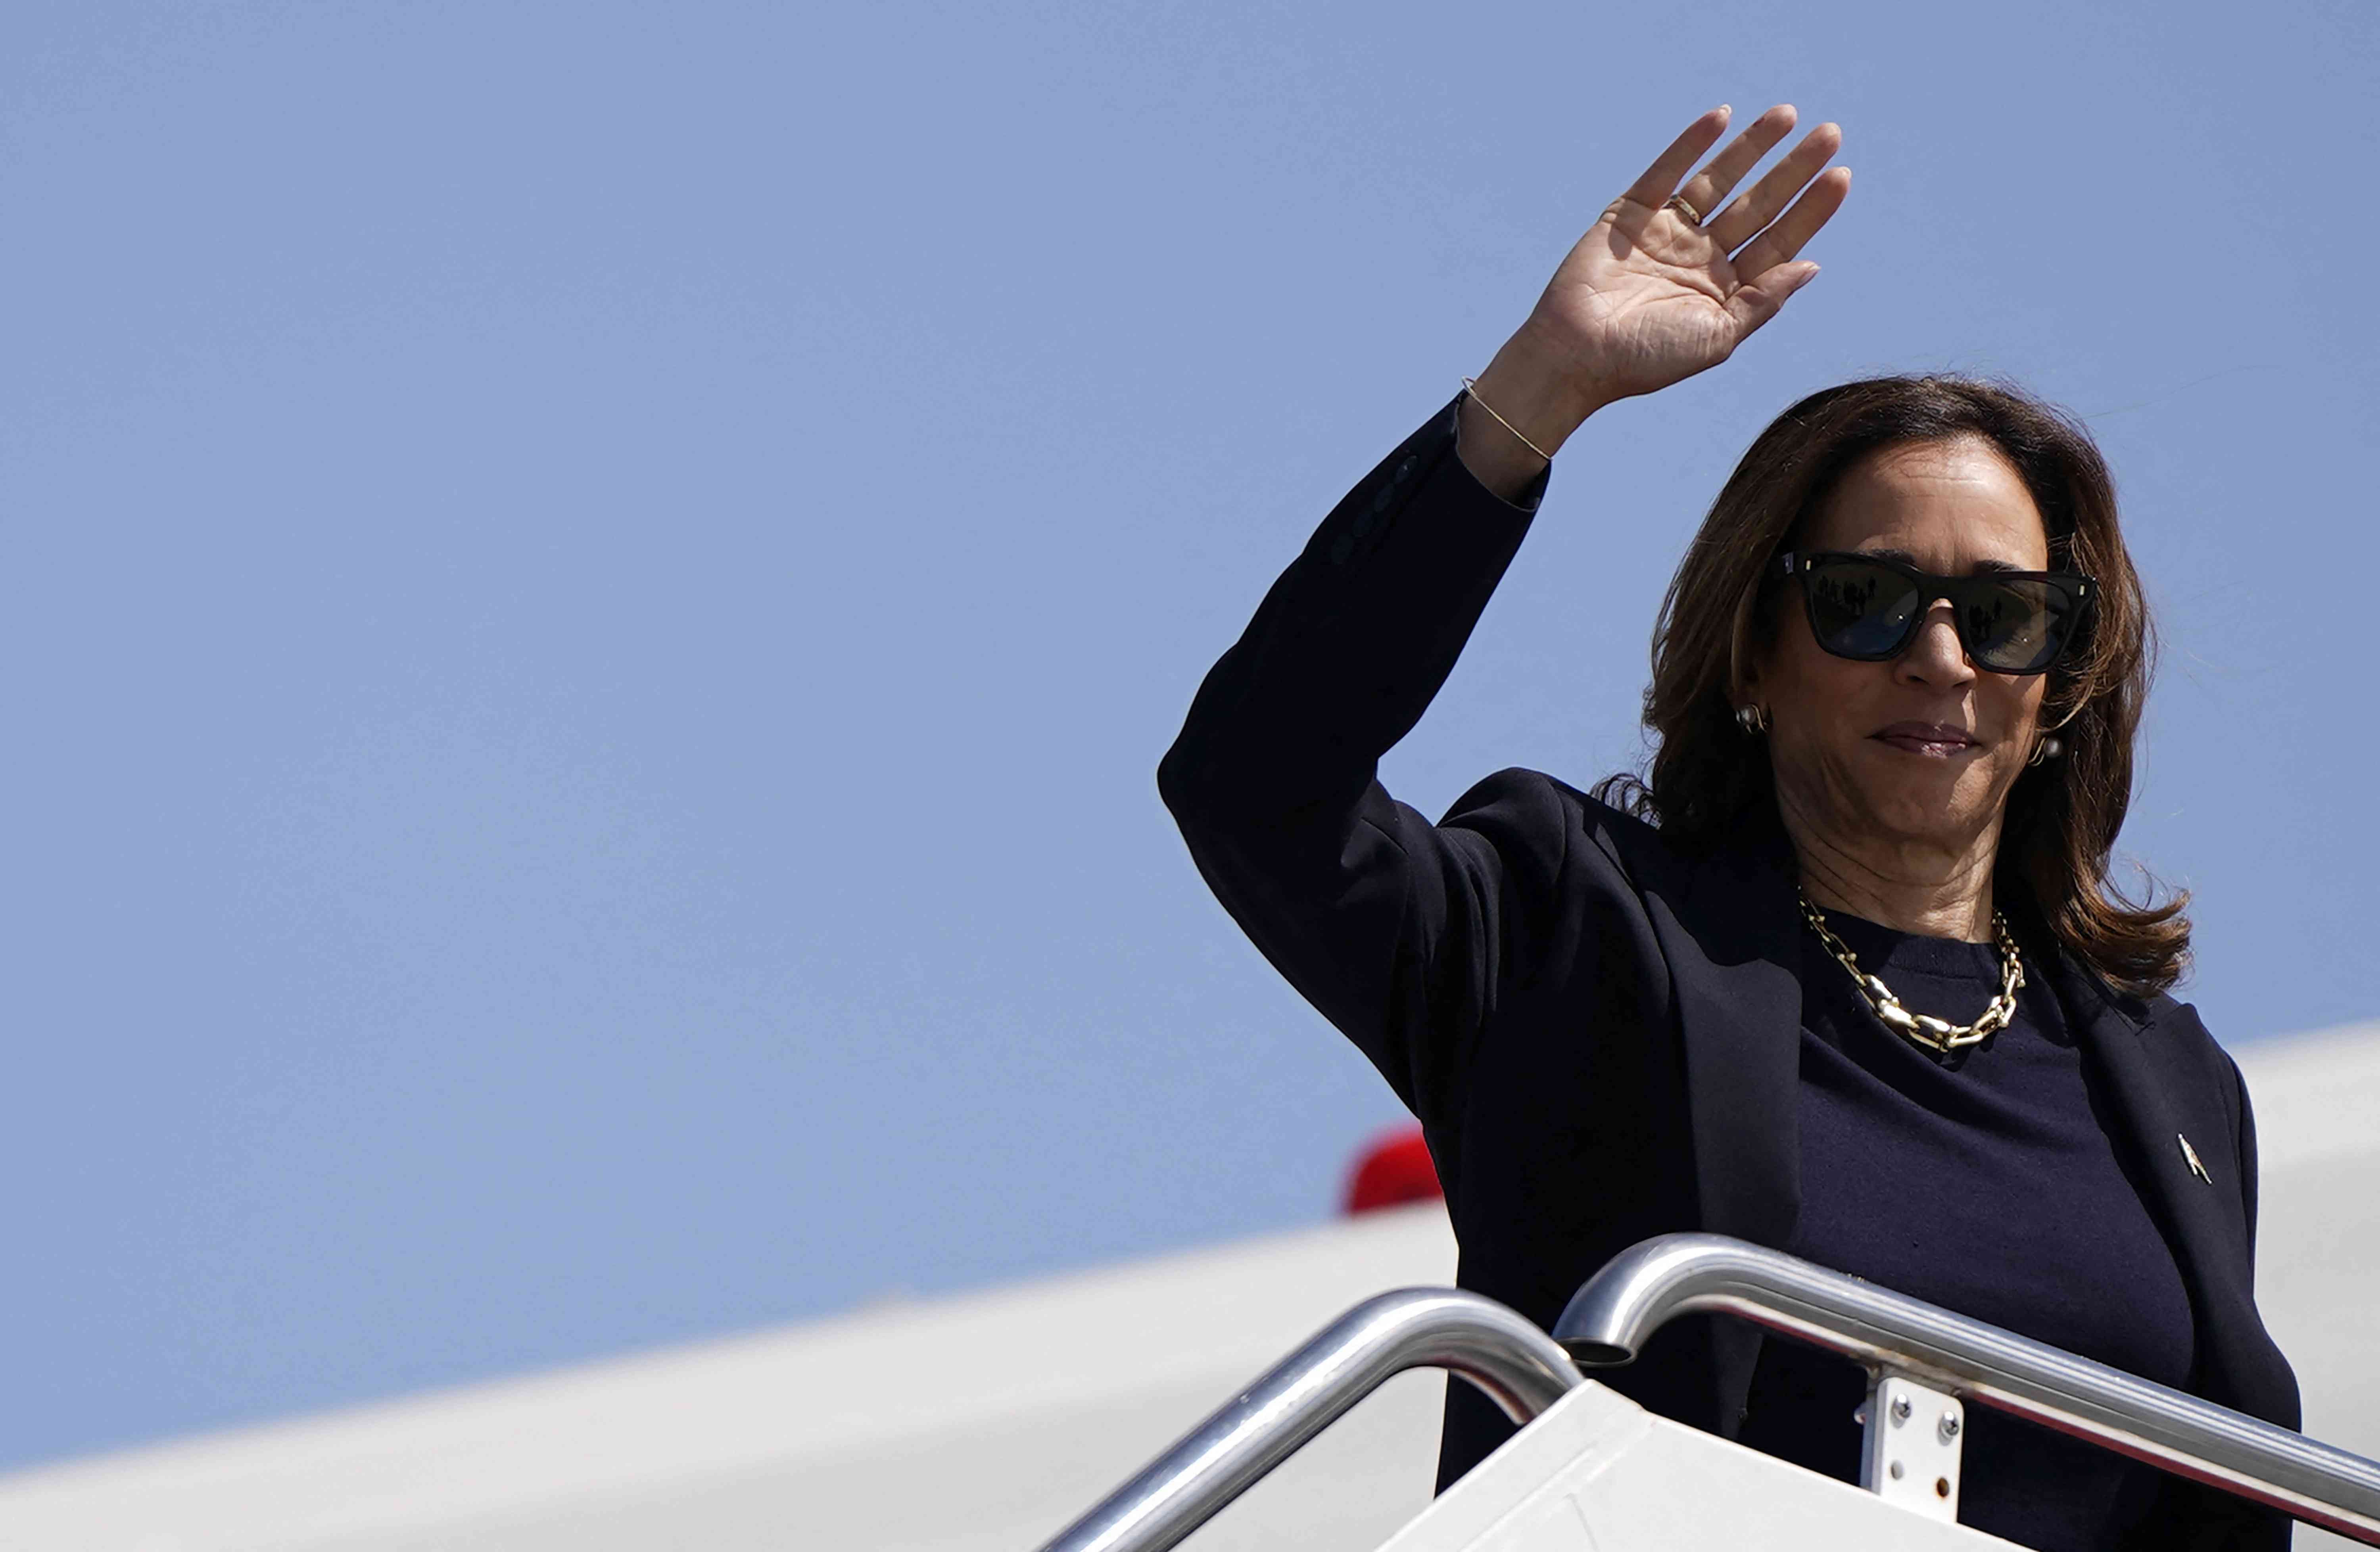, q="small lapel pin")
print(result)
[2178,1133,2213,1185]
